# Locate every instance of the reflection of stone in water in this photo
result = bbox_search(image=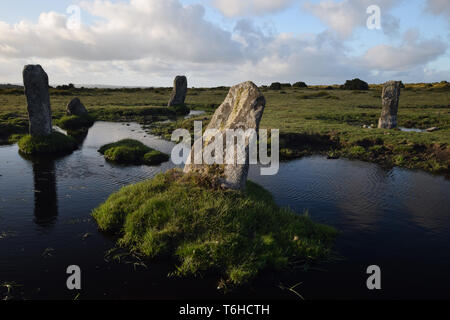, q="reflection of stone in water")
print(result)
[32,159,58,227]
[67,129,89,145]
